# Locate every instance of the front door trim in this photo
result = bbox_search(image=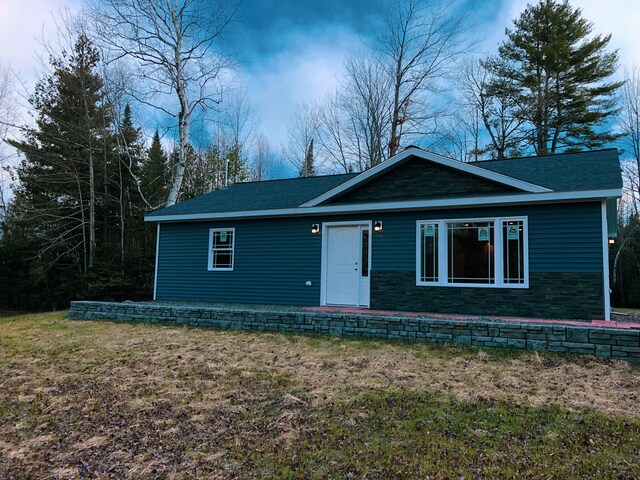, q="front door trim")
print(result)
[320,220,372,307]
